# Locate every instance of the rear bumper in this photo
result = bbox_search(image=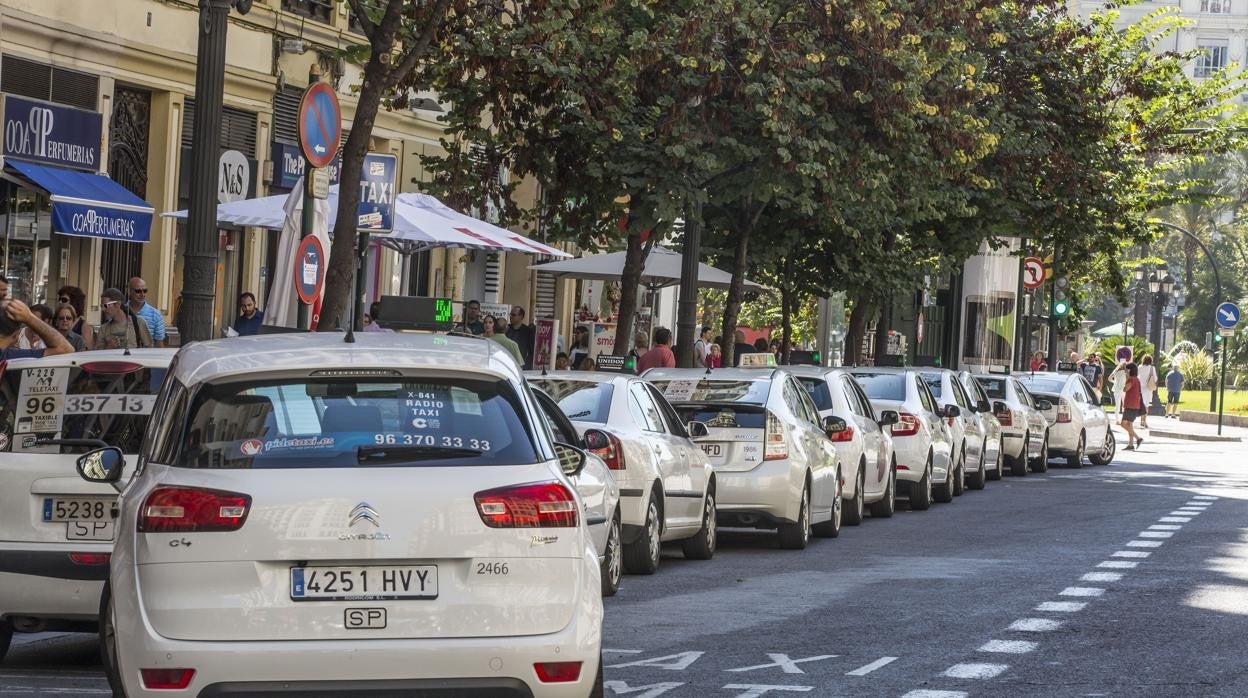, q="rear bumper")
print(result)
[0,544,109,623]
[891,438,928,484]
[198,677,535,697]
[714,459,800,524]
[1046,423,1080,453]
